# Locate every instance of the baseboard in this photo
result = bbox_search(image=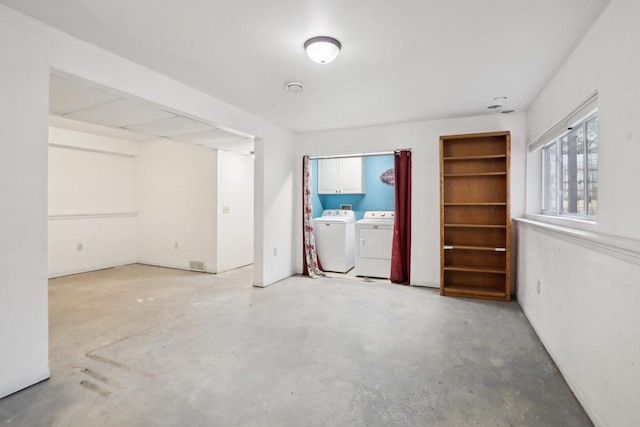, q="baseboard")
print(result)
[410,282,438,288]
[135,261,213,273]
[518,302,603,427]
[0,367,50,400]
[48,262,135,279]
